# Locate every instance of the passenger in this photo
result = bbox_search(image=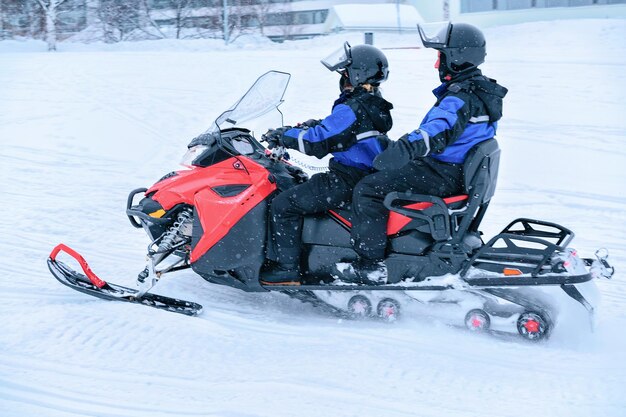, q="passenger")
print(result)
[348,22,508,283]
[260,43,394,285]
